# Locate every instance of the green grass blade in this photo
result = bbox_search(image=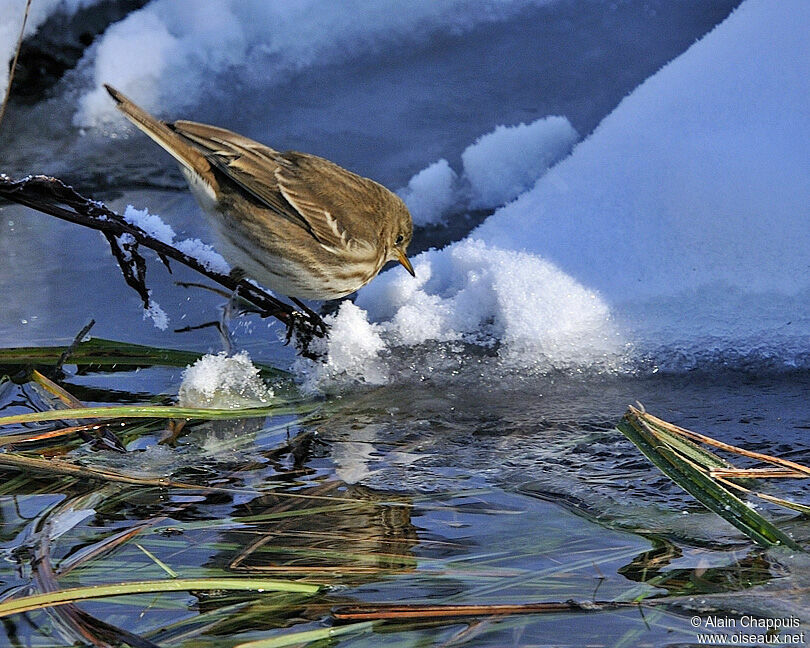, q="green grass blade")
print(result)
[0,337,287,378]
[135,543,179,578]
[655,445,800,549]
[635,416,734,472]
[0,578,321,619]
[616,416,802,550]
[234,621,377,648]
[0,403,315,426]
